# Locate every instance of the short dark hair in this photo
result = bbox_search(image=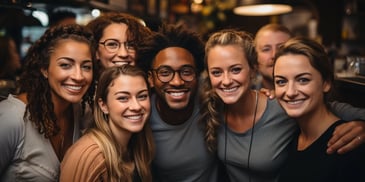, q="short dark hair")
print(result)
[48,10,76,27]
[136,23,205,74]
